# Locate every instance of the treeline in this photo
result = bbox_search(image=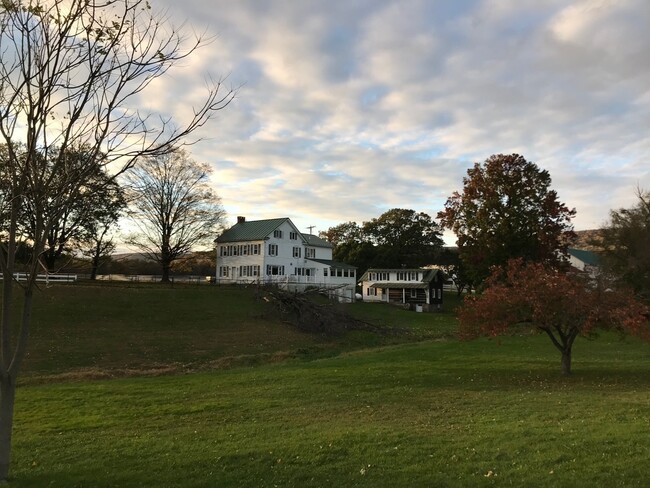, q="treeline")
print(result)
[8,250,216,278]
[1,145,224,281]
